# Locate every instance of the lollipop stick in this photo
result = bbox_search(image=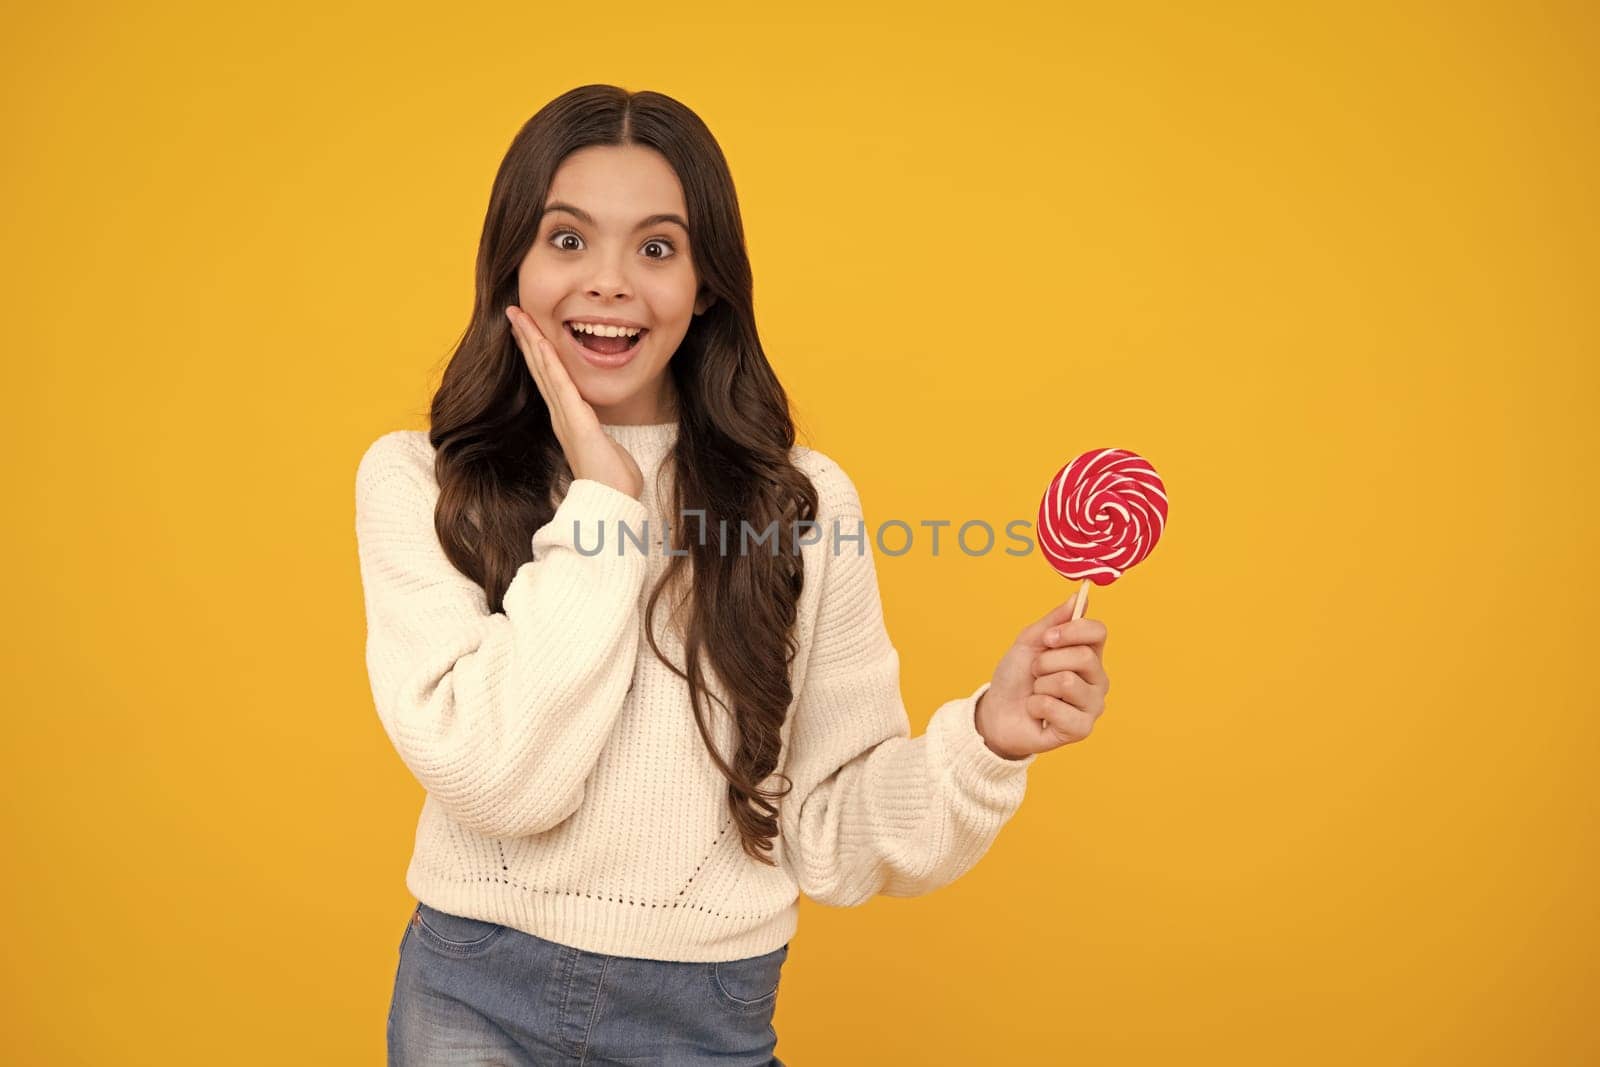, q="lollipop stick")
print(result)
[1070,578,1090,621]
